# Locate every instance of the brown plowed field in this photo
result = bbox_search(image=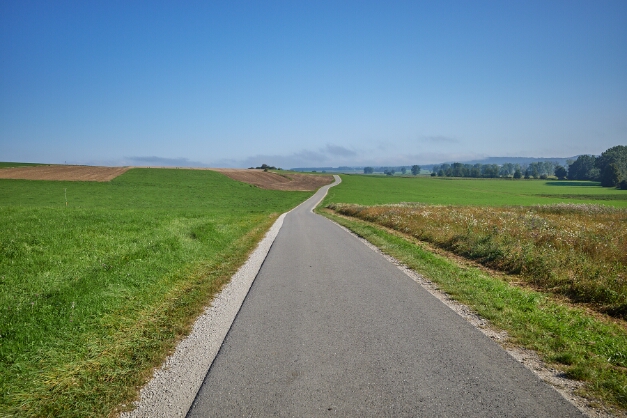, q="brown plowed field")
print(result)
[0,165,131,182]
[211,169,333,191]
[0,165,332,190]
